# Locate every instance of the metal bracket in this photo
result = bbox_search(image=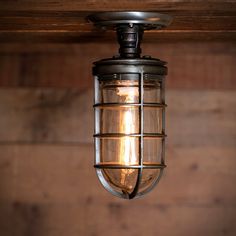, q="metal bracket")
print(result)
[88,12,173,59]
